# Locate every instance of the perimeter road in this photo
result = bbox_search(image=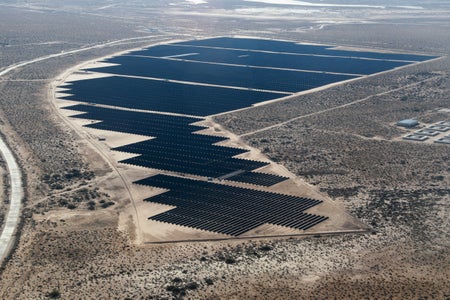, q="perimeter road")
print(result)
[0,135,23,262]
